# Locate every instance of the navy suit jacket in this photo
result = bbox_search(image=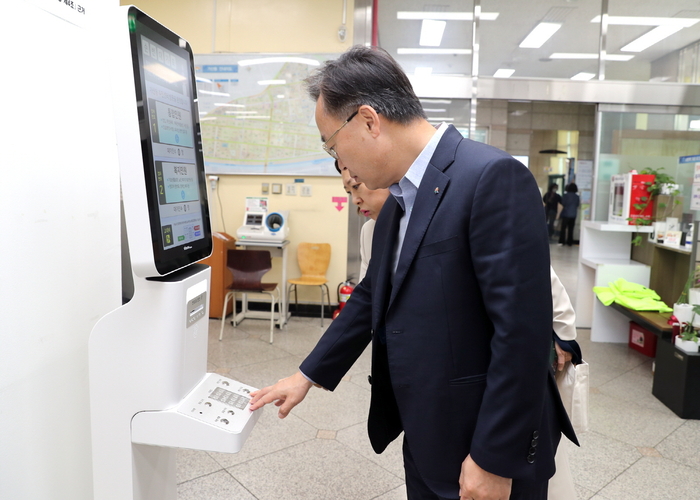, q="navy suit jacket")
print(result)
[300,125,577,497]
